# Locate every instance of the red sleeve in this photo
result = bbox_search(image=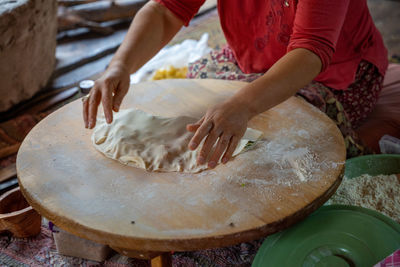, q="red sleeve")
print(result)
[287,0,350,71]
[154,0,205,26]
